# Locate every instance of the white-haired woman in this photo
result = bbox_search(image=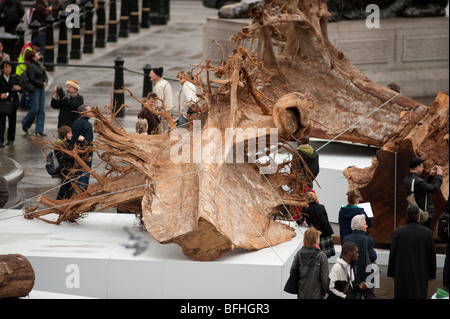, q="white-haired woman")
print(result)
[341,214,377,299]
